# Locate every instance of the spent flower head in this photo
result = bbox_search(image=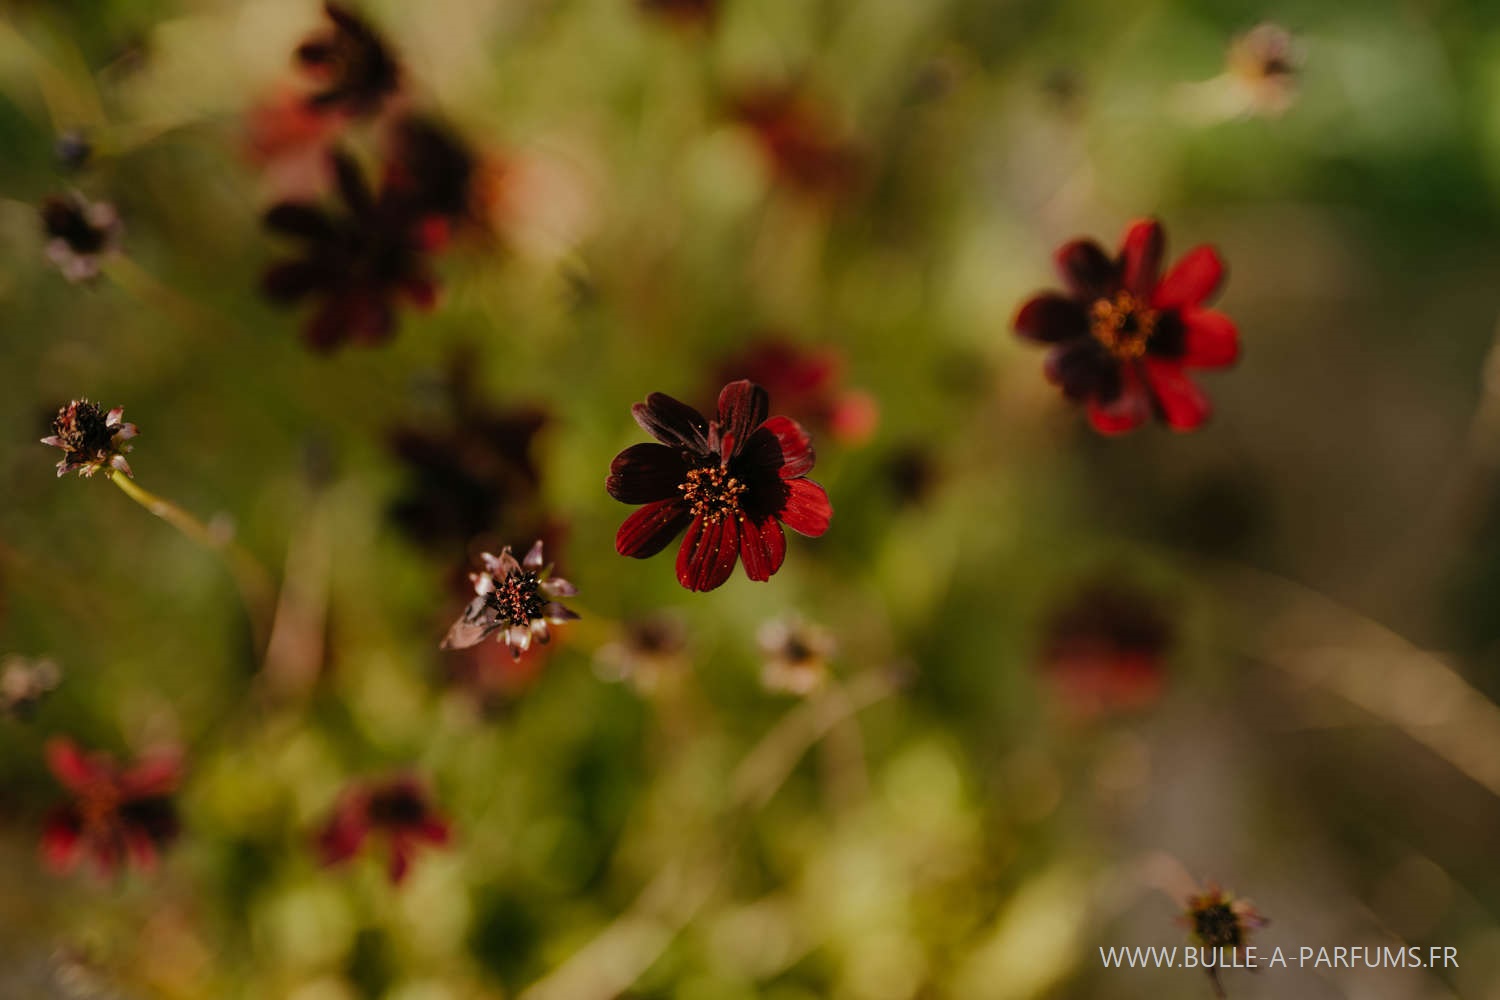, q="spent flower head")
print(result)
[41,738,182,877]
[1227,23,1300,118]
[40,193,122,283]
[42,399,138,478]
[0,655,61,720]
[442,541,579,660]
[595,614,690,693]
[1179,881,1268,997]
[758,616,836,696]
